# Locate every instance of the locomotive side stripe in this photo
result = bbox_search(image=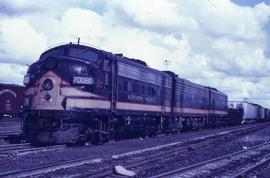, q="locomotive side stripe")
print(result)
[61,87,106,99]
[117,103,227,115]
[173,107,227,115]
[174,107,208,114]
[212,110,228,115]
[66,98,227,115]
[116,102,171,112]
[66,99,171,112]
[66,98,110,109]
